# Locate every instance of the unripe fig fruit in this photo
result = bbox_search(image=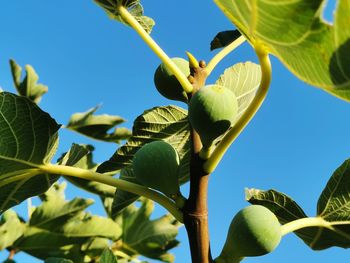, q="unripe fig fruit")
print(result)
[218,205,281,262]
[188,85,238,147]
[154,57,190,102]
[132,141,180,197]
